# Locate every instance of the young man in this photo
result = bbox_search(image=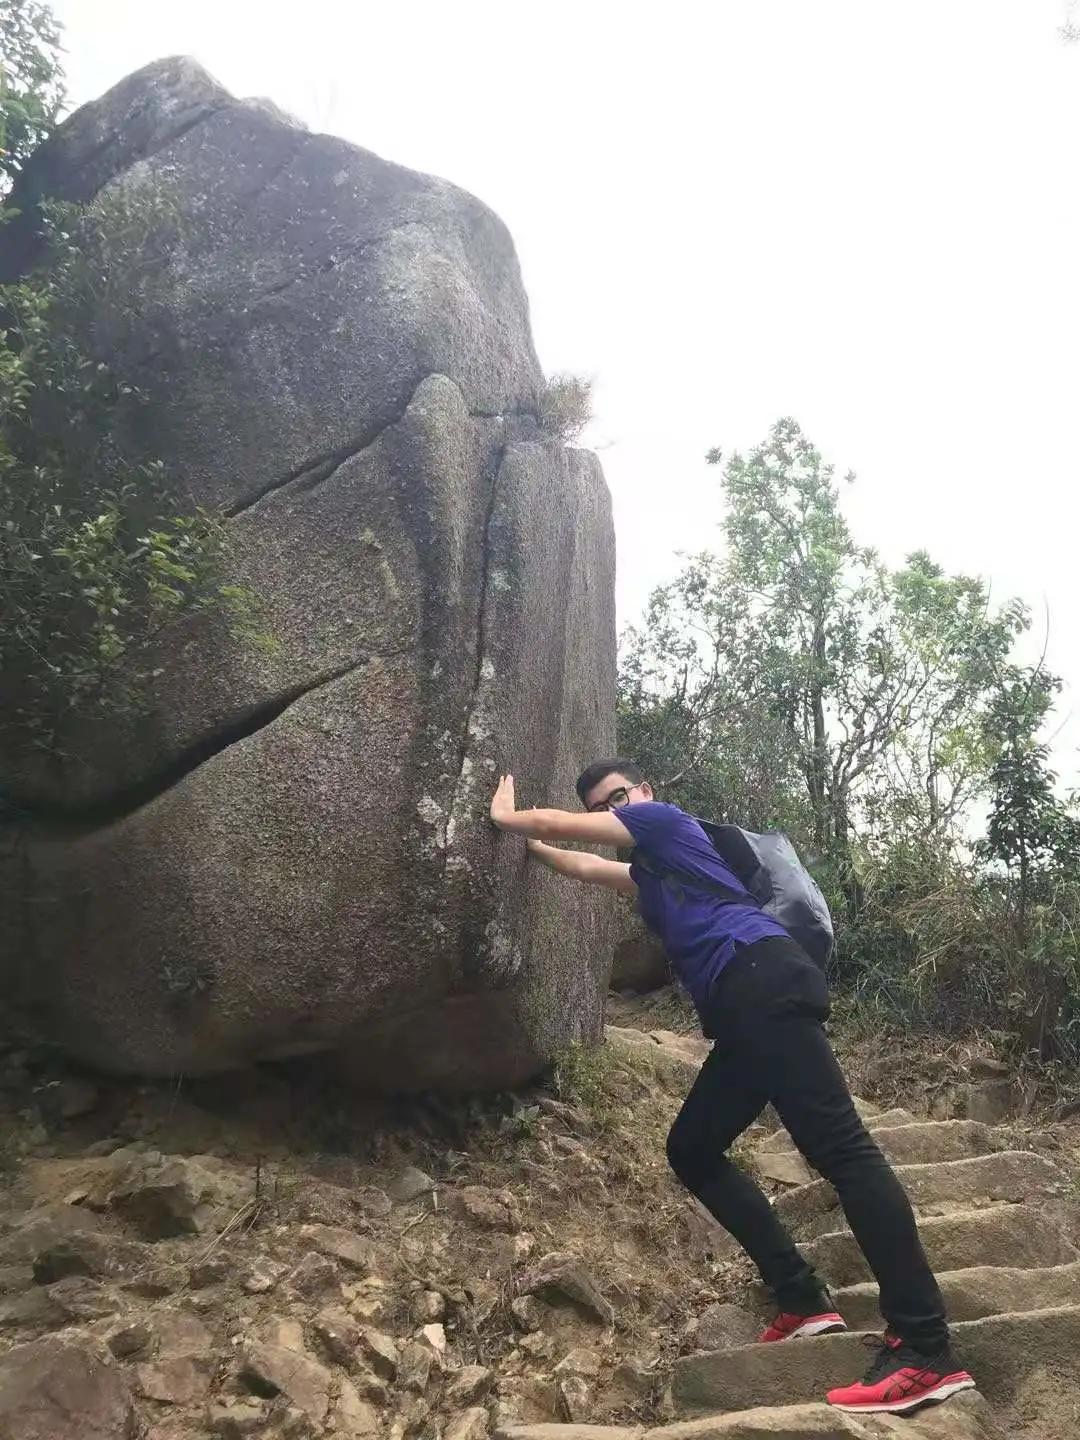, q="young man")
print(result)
[489,760,976,1416]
